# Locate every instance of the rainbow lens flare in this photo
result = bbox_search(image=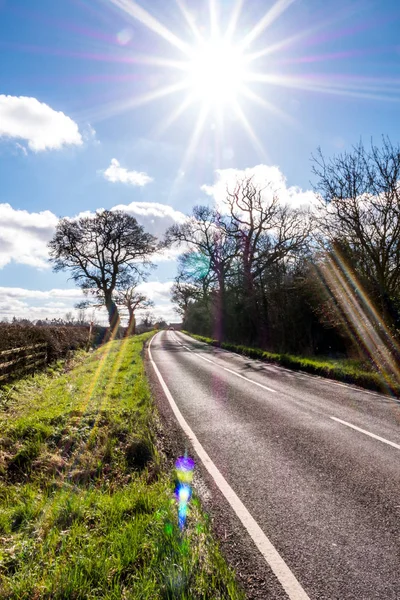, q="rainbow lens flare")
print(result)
[175,455,195,531]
